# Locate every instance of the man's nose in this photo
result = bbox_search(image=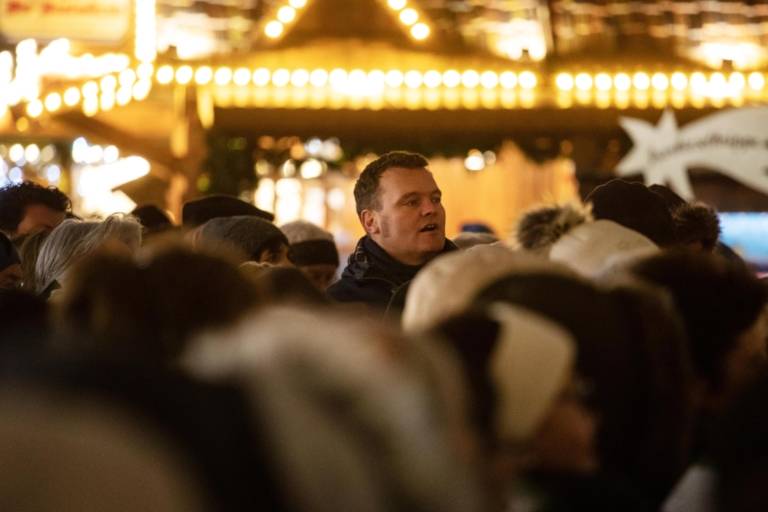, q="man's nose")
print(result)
[421,200,436,215]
